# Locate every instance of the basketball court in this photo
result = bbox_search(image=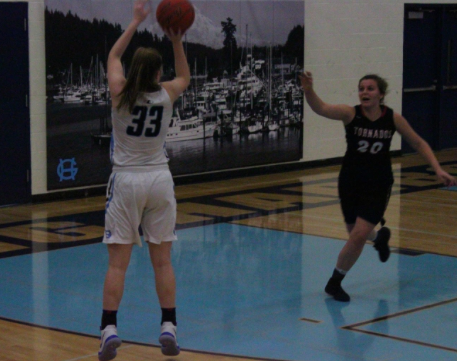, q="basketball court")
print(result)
[1,150,457,361]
